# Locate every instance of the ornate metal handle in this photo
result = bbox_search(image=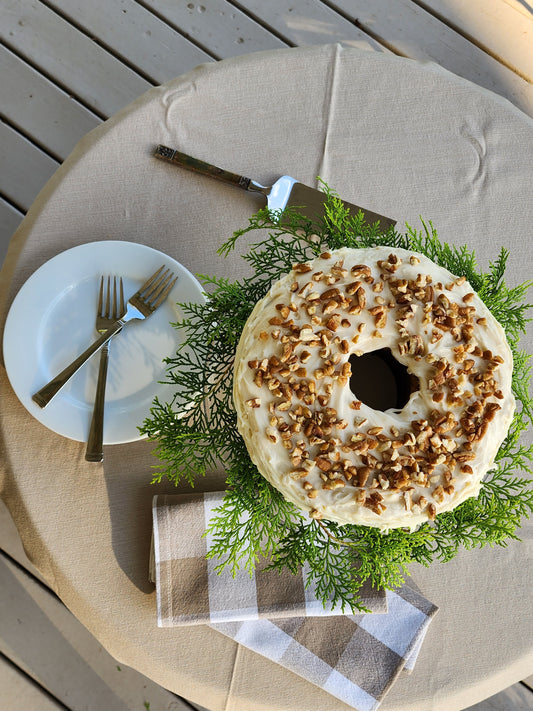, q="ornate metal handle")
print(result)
[154,145,268,195]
